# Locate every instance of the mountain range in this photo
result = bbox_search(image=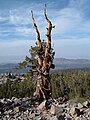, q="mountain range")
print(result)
[54,58,90,70]
[0,58,90,73]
